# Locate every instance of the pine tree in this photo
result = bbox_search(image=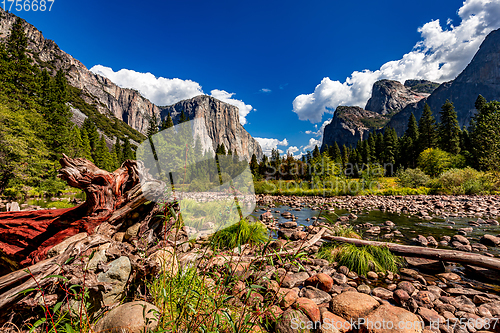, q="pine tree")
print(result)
[418,103,437,151]
[312,145,320,158]
[179,110,188,123]
[83,118,100,152]
[80,127,93,162]
[375,133,385,162]
[122,138,135,161]
[401,113,419,168]
[161,112,174,130]
[114,139,123,165]
[250,153,259,177]
[383,127,398,166]
[147,115,159,138]
[438,100,461,154]
[470,98,500,170]
[329,142,341,163]
[67,125,83,158]
[6,18,36,96]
